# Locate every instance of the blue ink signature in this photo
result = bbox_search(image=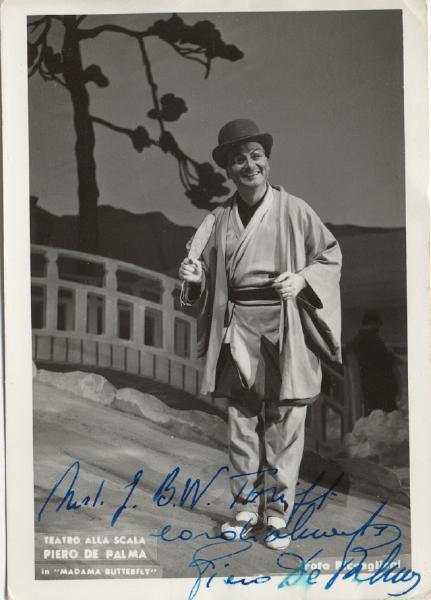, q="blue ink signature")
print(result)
[37,461,105,521]
[38,461,421,597]
[111,468,143,526]
[229,467,288,510]
[153,465,229,508]
[38,462,292,526]
[37,460,143,526]
[150,471,420,599]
